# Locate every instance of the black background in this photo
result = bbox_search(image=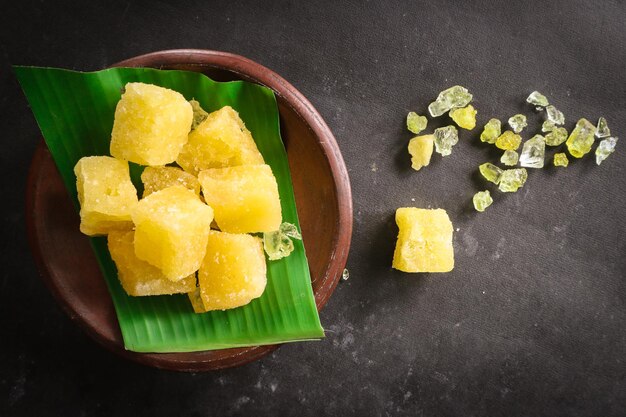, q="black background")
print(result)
[1,1,625,416]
